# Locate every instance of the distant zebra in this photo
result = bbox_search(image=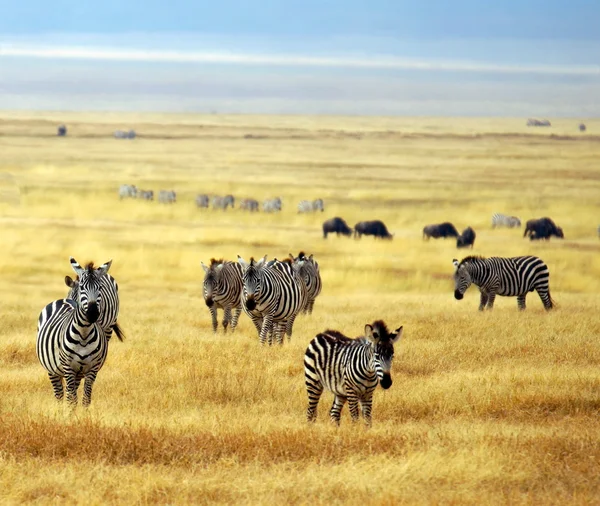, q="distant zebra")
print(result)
[240,198,259,212]
[196,194,210,208]
[289,252,322,314]
[263,197,282,213]
[491,213,521,228]
[36,259,115,406]
[158,190,176,204]
[64,258,122,343]
[114,129,136,139]
[223,194,235,209]
[298,199,325,213]
[304,321,403,426]
[238,256,307,345]
[119,184,137,199]
[201,259,244,333]
[453,255,554,311]
[312,198,324,212]
[137,190,154,201]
